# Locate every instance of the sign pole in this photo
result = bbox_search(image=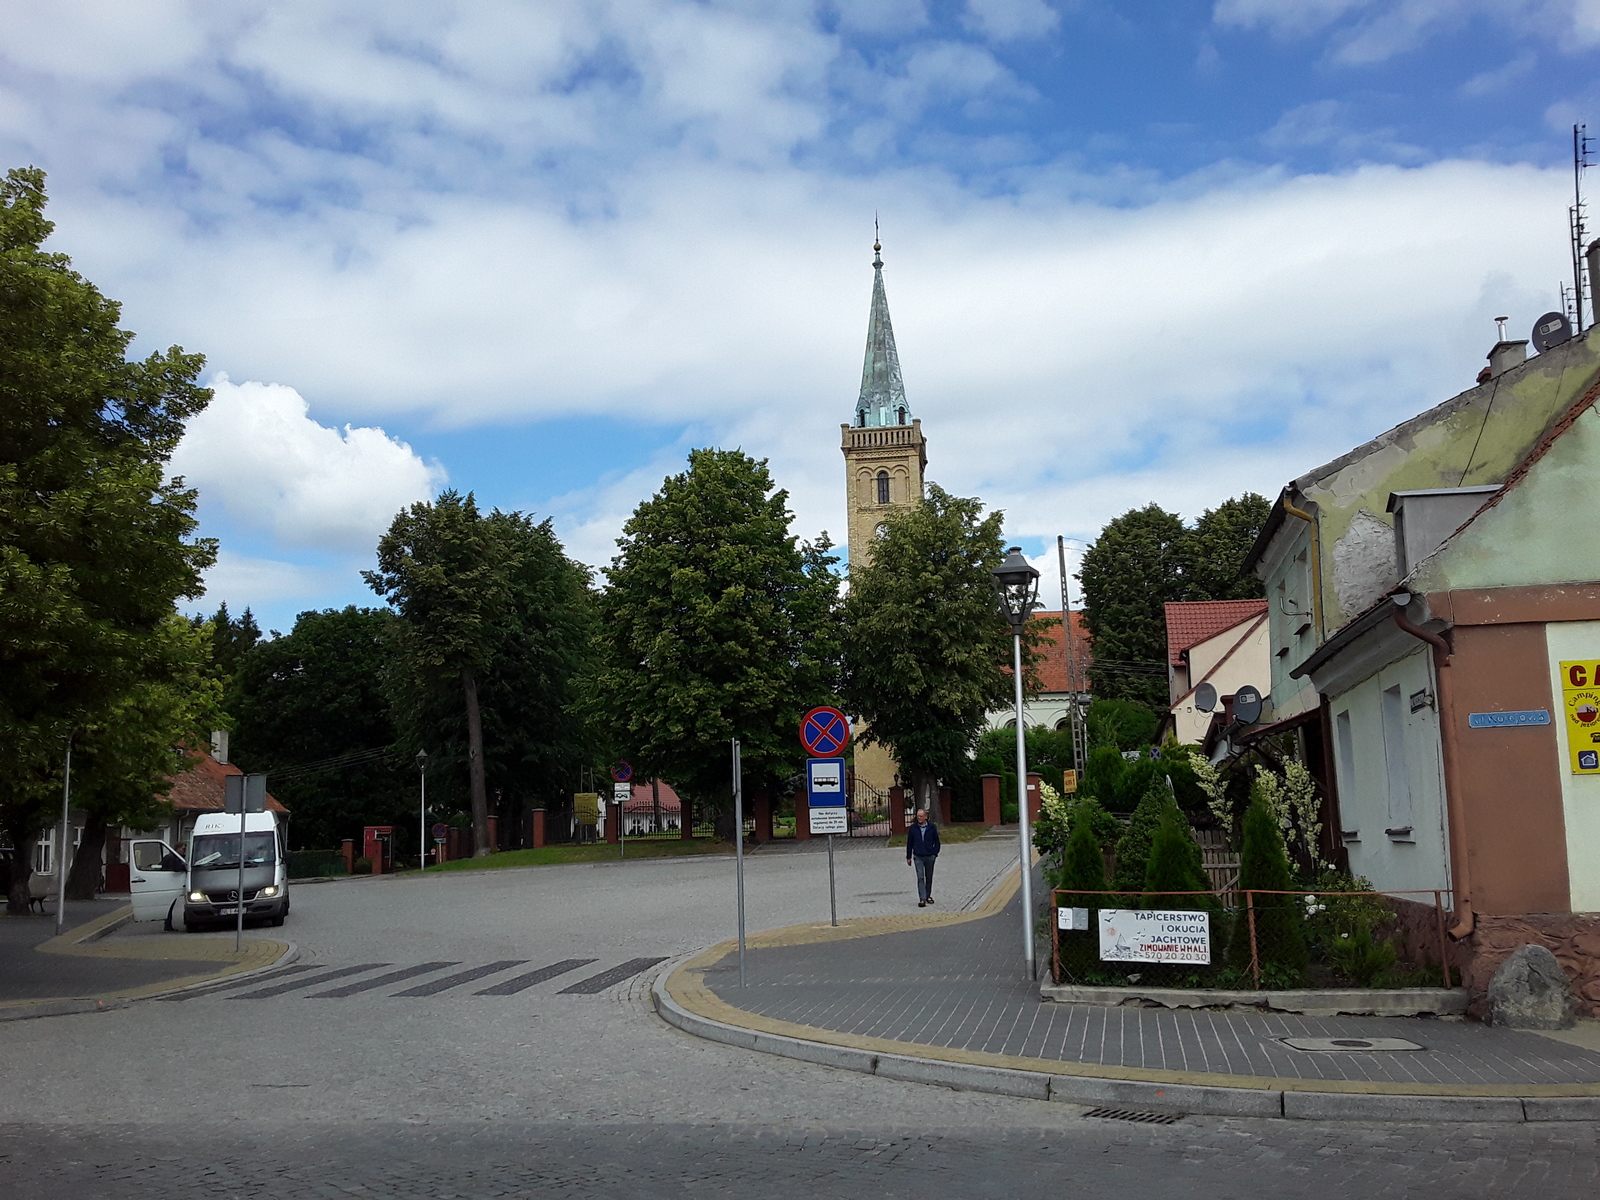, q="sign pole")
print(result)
[236,790,247,954]
[732,738,746,988]
[54,738,72,936]
[827,833,837,927]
